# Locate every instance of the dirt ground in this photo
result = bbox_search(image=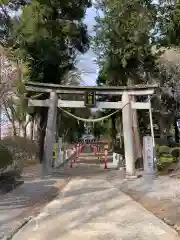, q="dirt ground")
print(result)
[117,172,180,235]
[0,164,70,239]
